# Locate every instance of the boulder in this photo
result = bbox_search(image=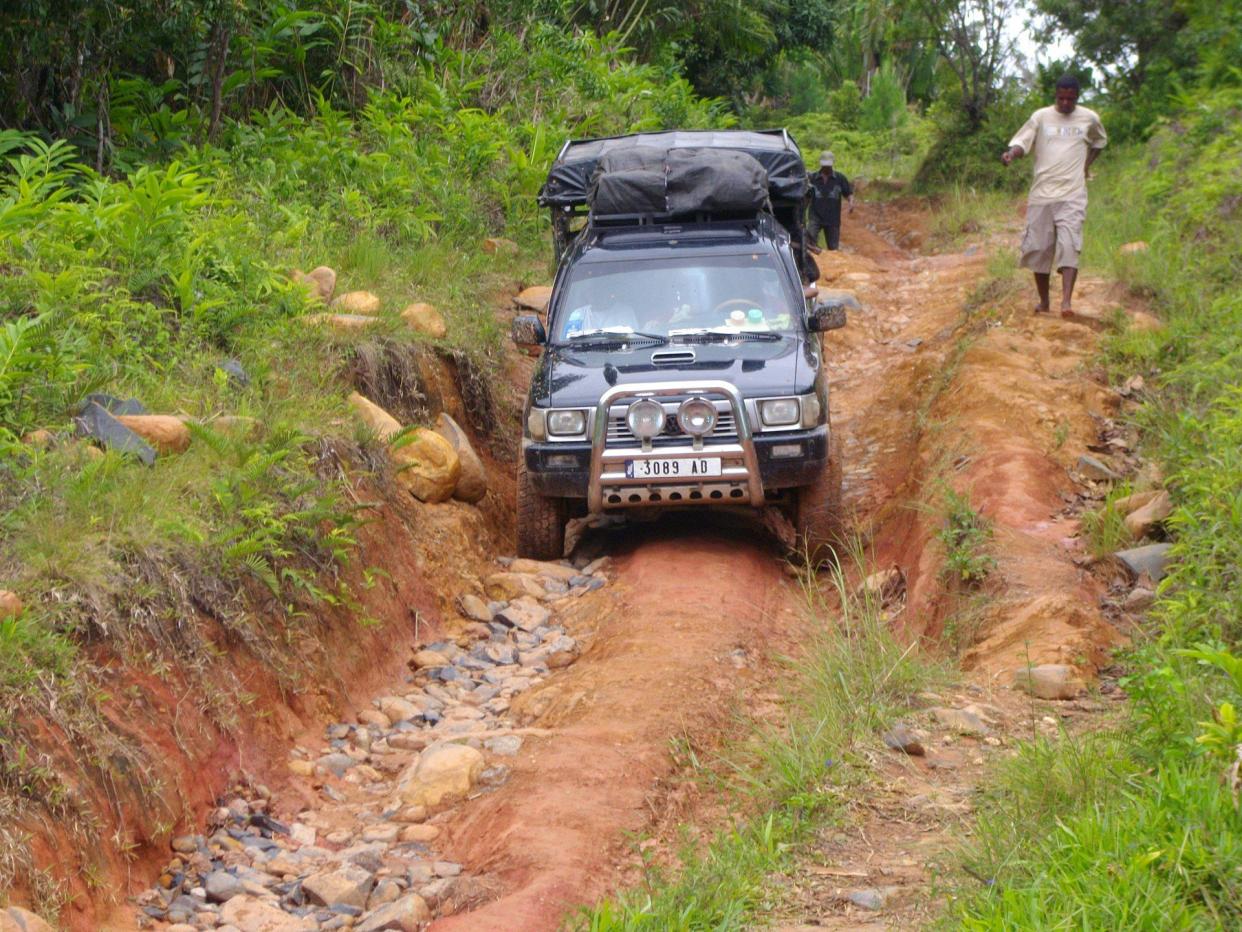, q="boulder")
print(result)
[1012,664,1083,700]
[392,428,461,503]
[401,302,447,339]
[114,415,191,455]
[220,896,317,931]
[435,413,487,504]
[305,312,379,331]
[392,742,484,808]
[379,696,423,723]
[358,709,392,729]
[494,596,551,632]
[1124,586,1156,612]
[458,593,493,623]
[0,591,23,620]
[356,894,431,932]
[485,572,546,601]
[293,266,337,302]
[1118,241,1149,255]
[205,870,245,903]
[1111,489,1159,517]
[333,290,382,315]
[1123,490,1172,540]
[1,908,55,932]
[412,649,450,669]
[347,393,461,503]
[303,863,375,909]
[482,237,519,255]
[514,285,553,312]
[1114,543,1173,583]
